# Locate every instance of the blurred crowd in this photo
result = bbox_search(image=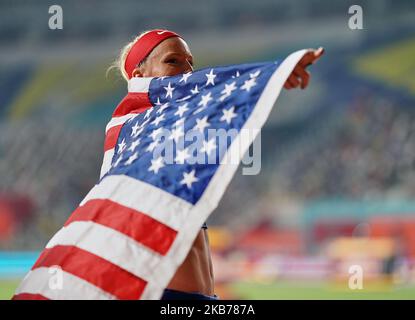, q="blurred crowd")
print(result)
[0,114,103,249]
[270,94,415,200]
